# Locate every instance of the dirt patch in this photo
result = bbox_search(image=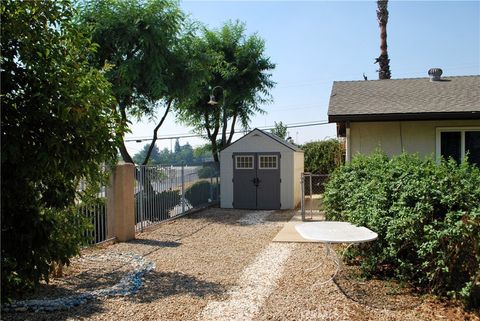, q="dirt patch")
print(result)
[254,242,480,321]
